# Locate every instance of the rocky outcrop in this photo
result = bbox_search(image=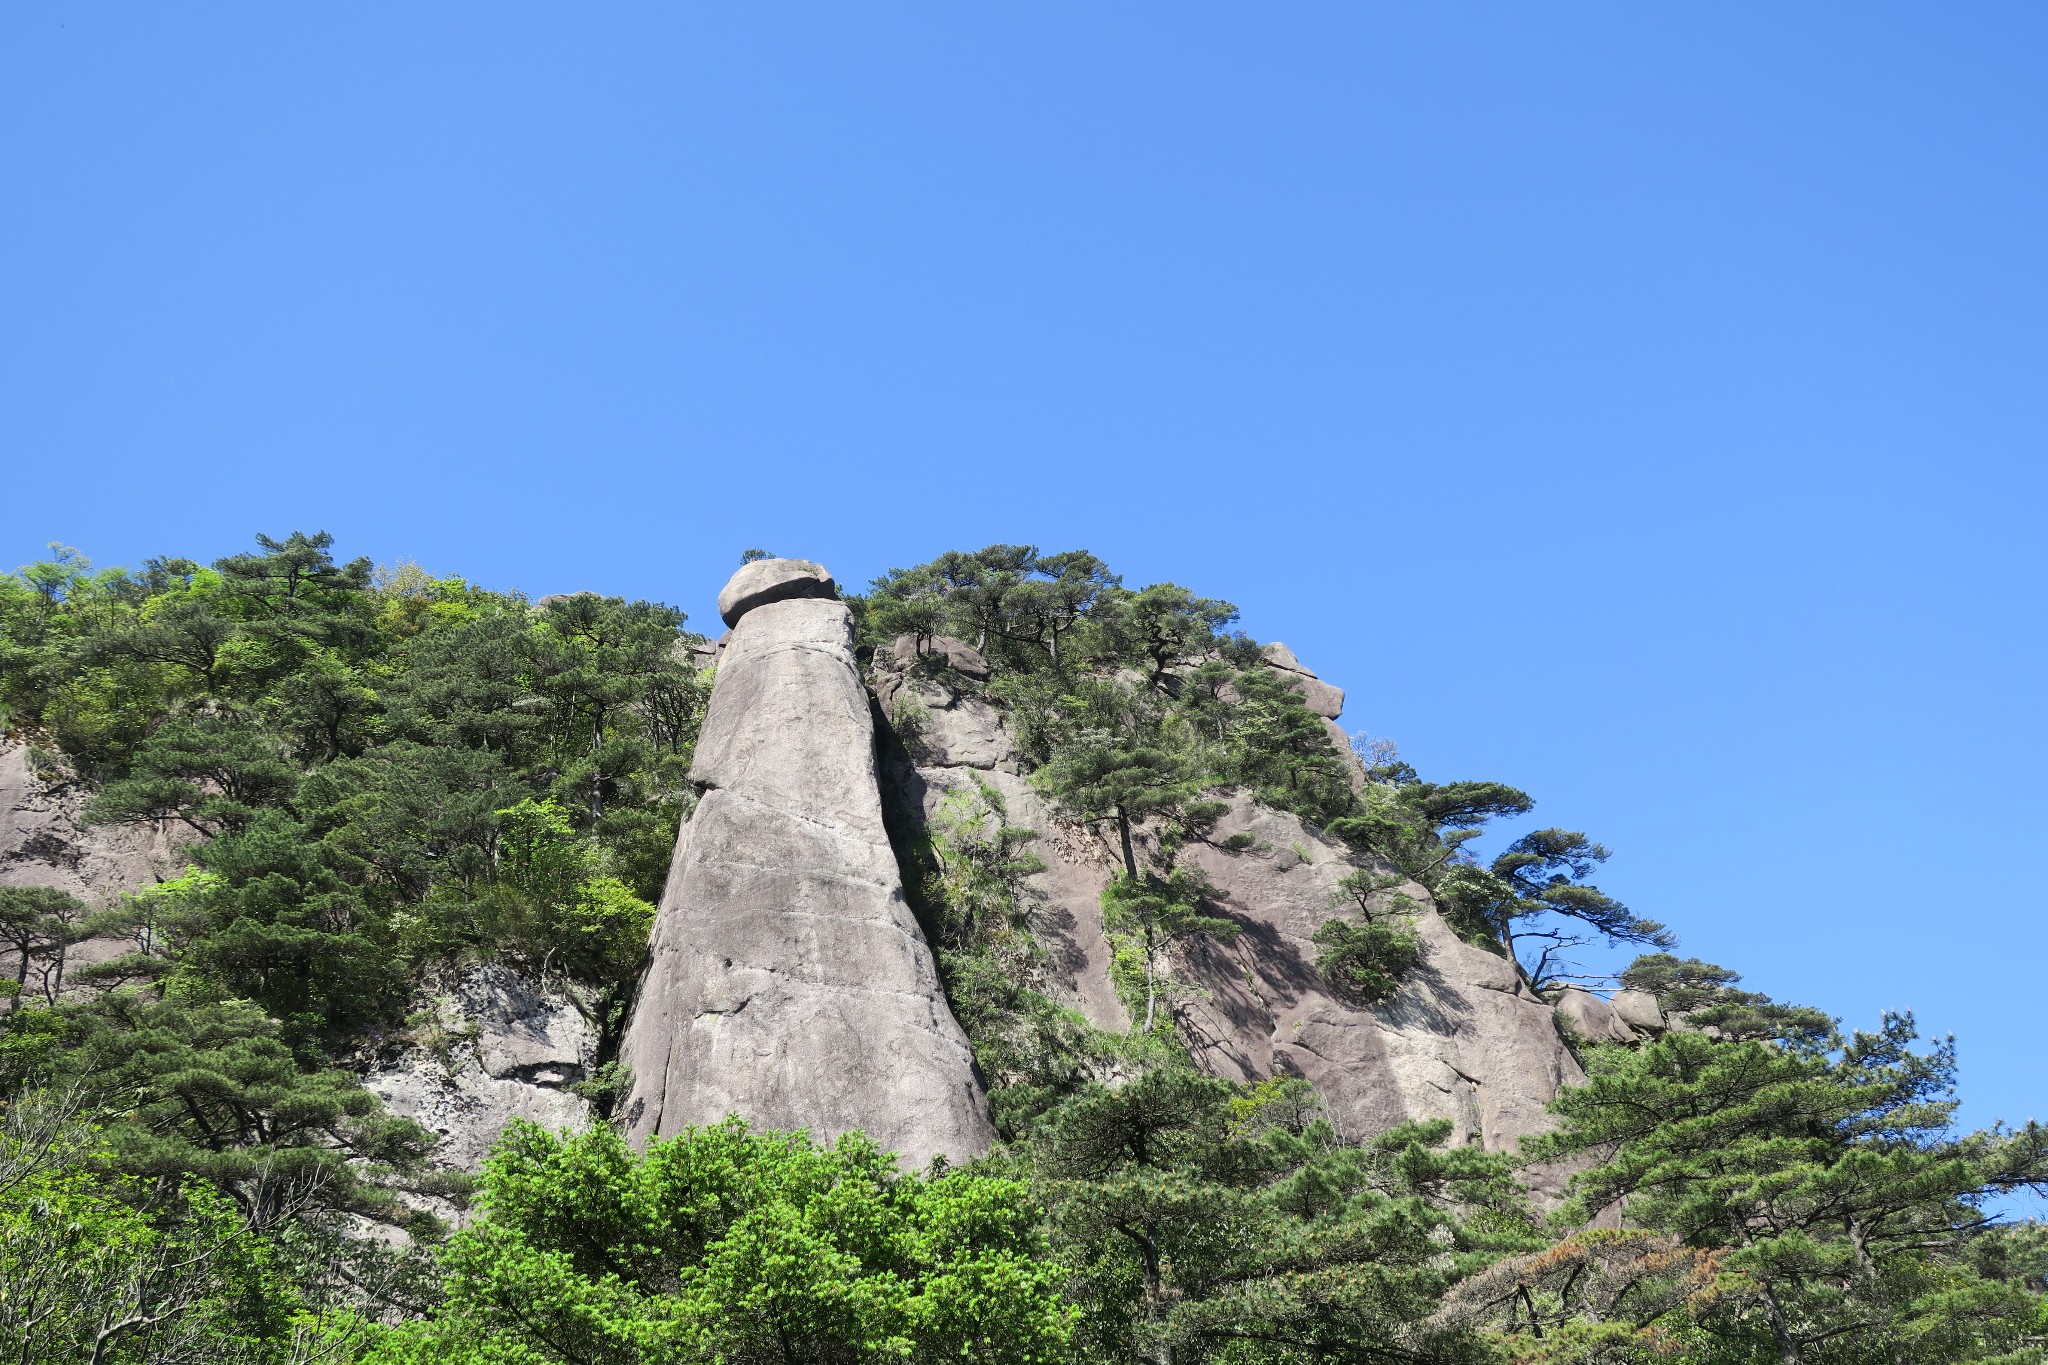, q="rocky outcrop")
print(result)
[1608,989,1666,1035]
[1261,641,1345,720]
[1554,986,1643,1045]
[869,651,1584,1156]
[0,738,185,990]
[888,634,992,681]
[367,965,595,1174]
[620,562,994,1166]
[871,644,1129,1034]
[1176,799,1580,1151]
[716,558,838,629]
[0,740,183,902]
